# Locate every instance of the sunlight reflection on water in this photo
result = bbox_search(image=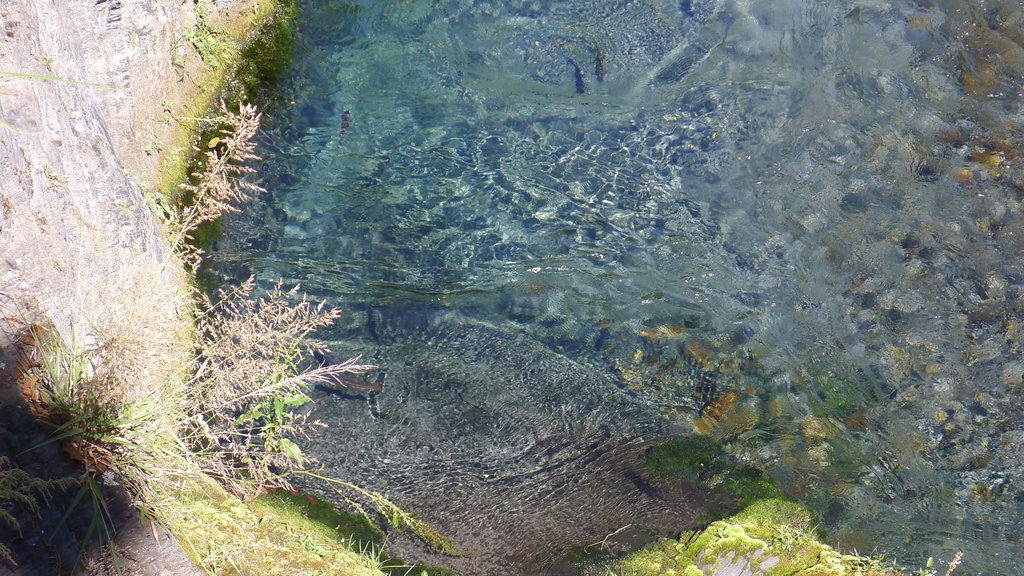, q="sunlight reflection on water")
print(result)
[210,0,1024,572]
